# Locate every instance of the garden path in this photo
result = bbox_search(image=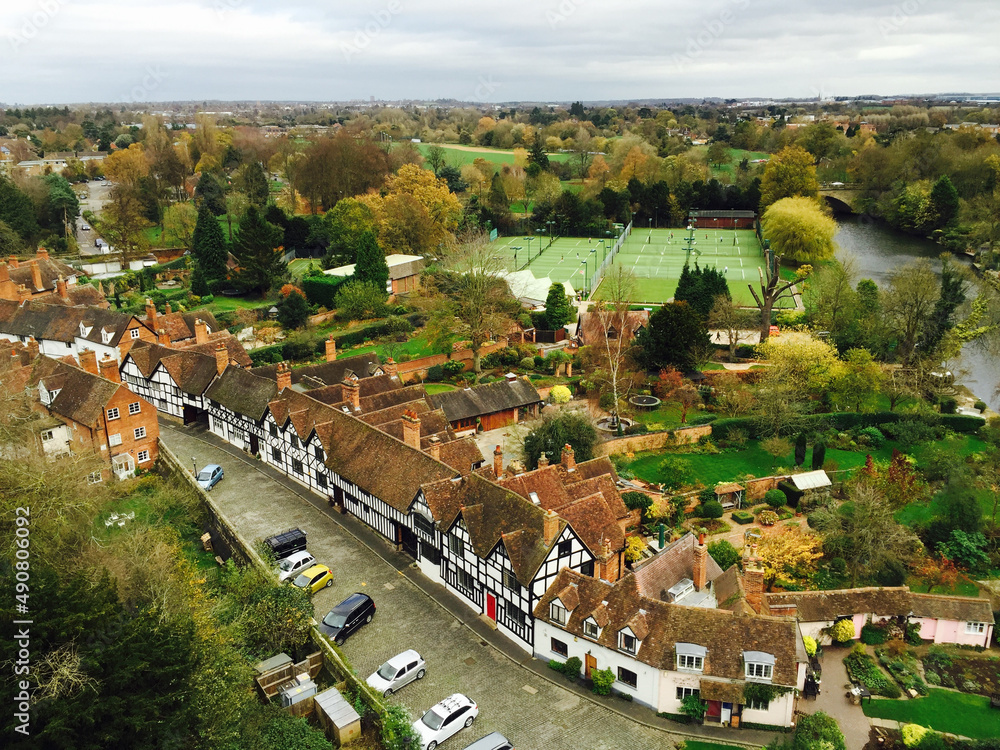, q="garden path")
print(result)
[805,644,873,750]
